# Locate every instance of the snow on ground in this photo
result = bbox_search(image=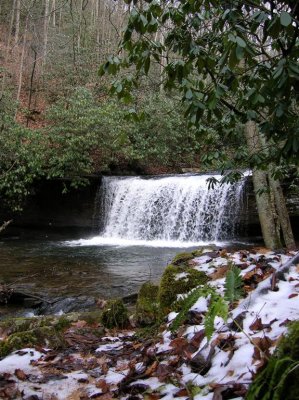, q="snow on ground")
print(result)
[0,249,298,399]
